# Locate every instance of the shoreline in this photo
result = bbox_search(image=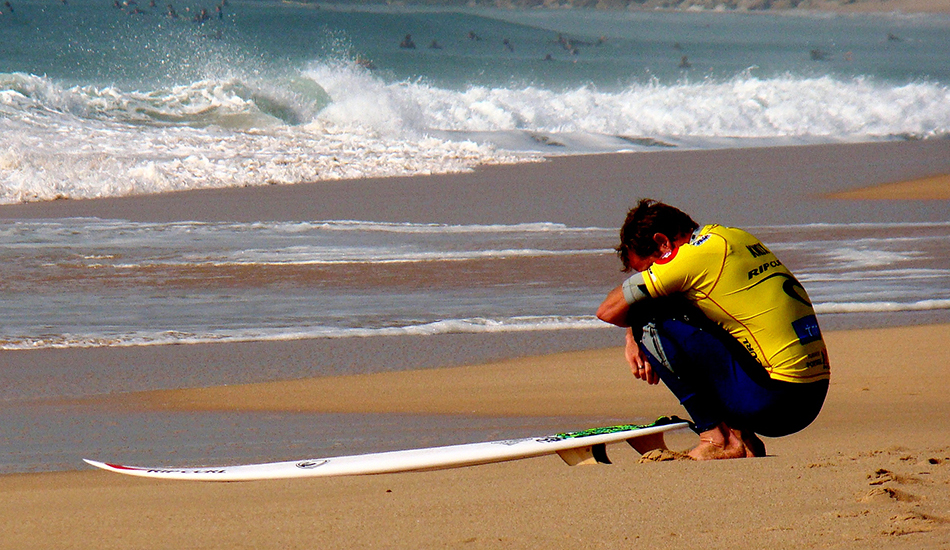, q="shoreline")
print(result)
[67,323,950,420]
[1,140,949,226]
